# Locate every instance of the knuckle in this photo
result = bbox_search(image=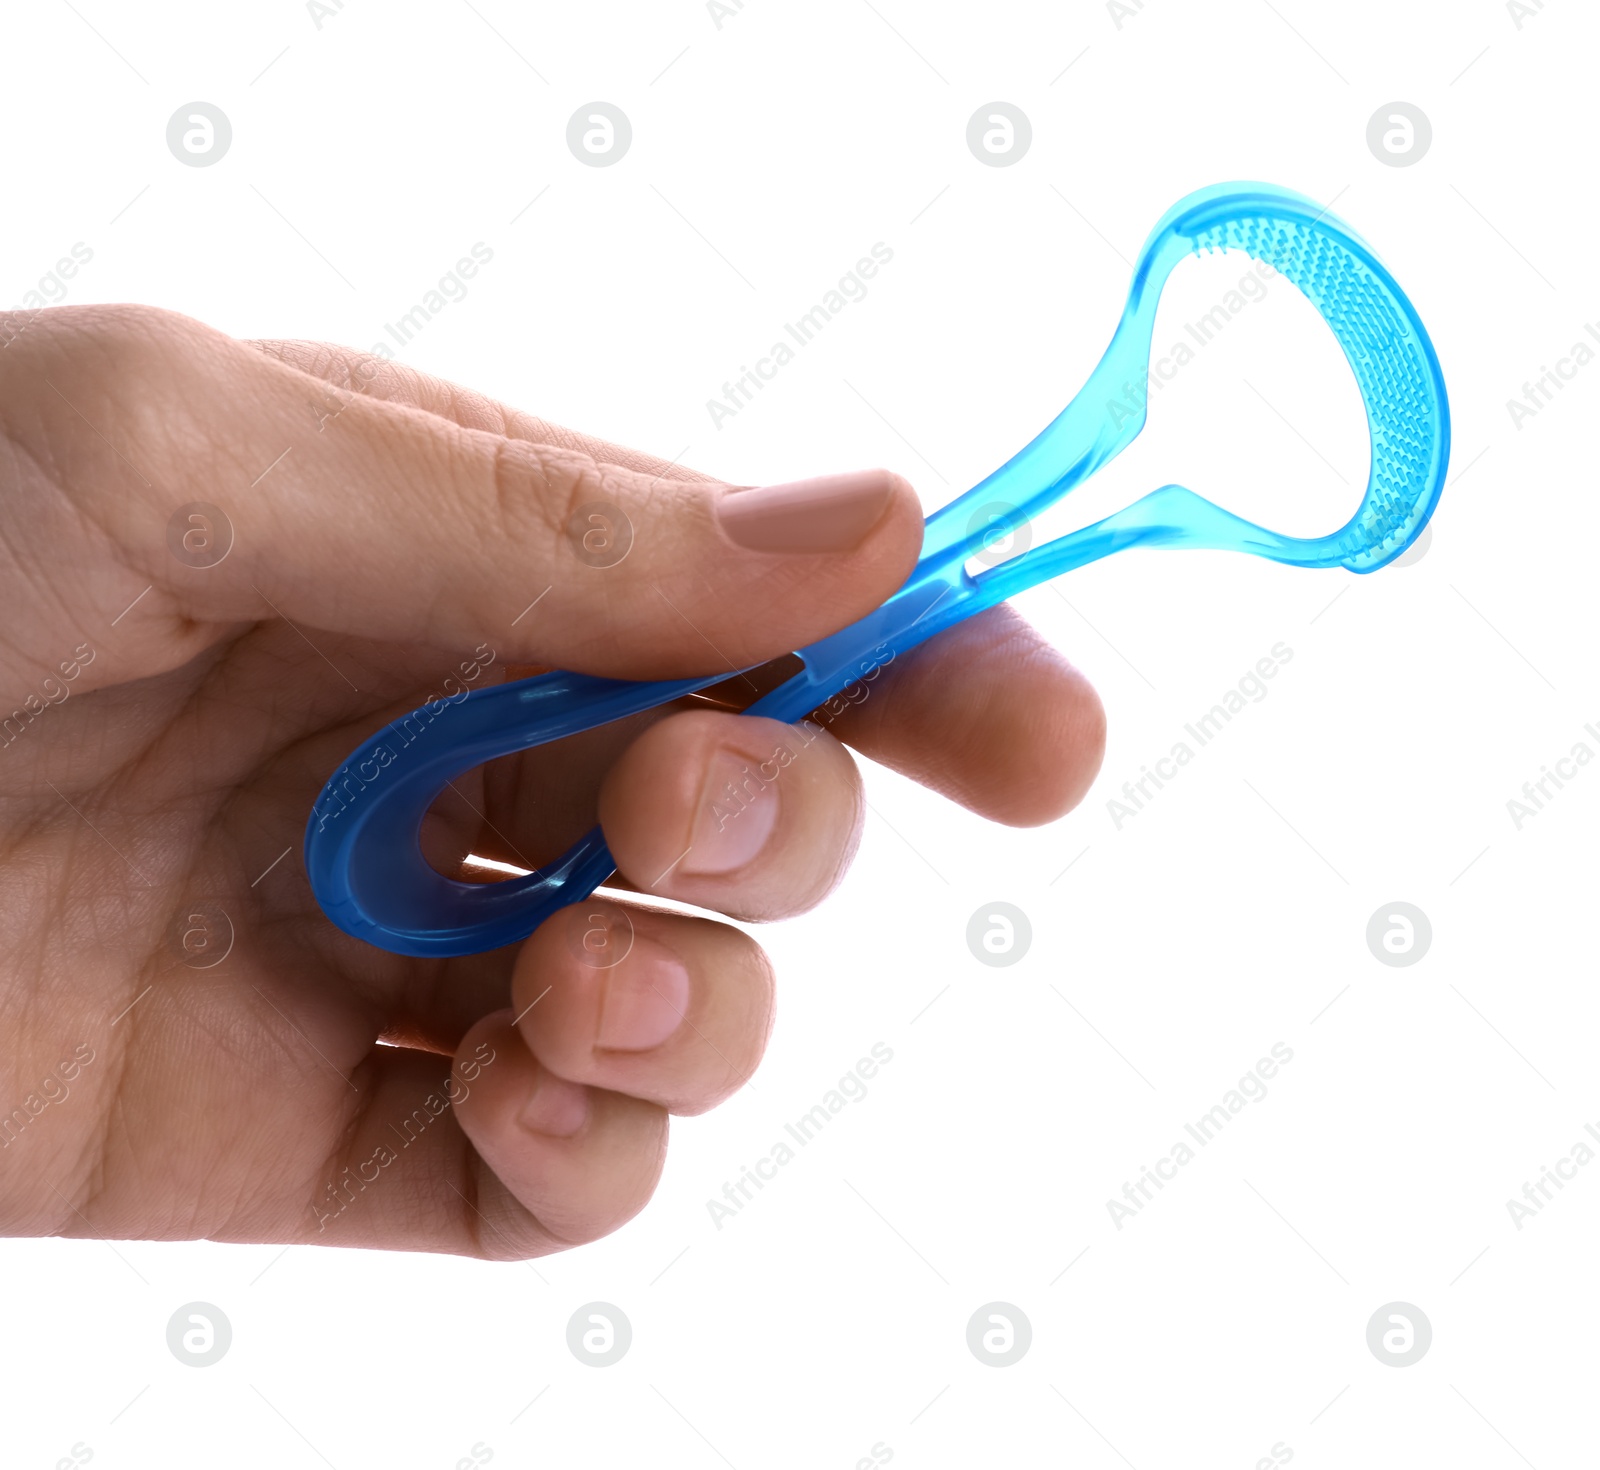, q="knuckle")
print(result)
[255,340,407,401]
[489,436,596,548]
[58,302,205,366]
[488,438,697,568]
[3,303,187,384]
